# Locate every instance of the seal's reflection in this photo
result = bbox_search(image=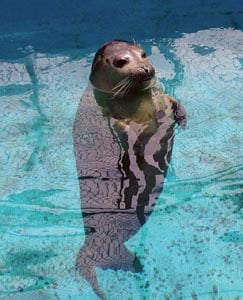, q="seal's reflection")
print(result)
[73,40,186,299]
